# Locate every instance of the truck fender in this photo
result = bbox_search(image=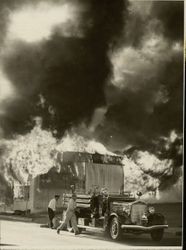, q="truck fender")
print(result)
[108,213,120,225]
[148,212,166,226]
[104,213,119,232]
[109,212,118,218]
[109,213,126,225]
